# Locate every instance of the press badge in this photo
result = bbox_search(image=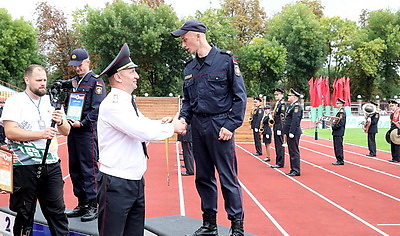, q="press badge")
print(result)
[38,120,46,130]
